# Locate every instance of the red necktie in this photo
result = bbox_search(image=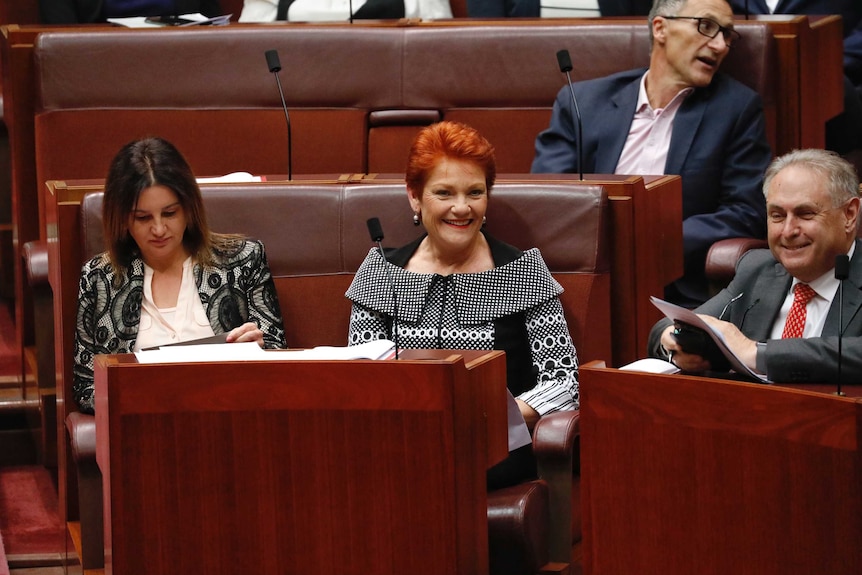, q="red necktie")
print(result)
[781,283,816,339]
